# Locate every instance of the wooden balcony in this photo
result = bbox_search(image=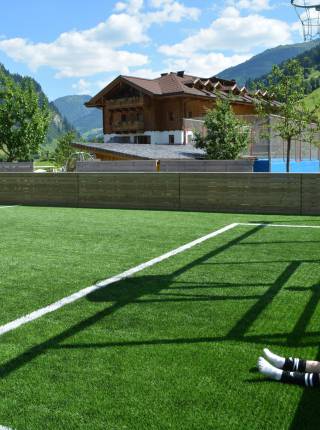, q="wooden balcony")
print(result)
[107,97,144,110]
[112,120,144,132]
